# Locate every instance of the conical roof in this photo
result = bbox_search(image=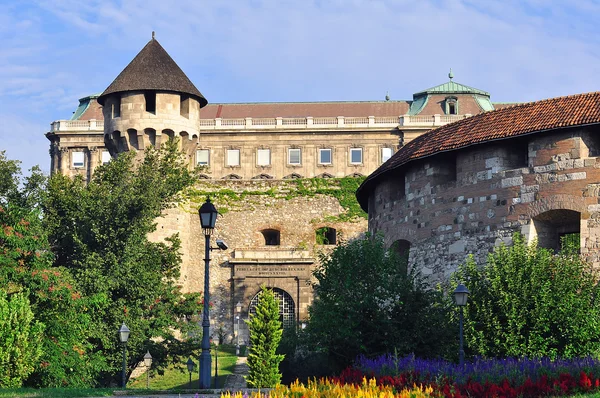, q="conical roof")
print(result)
[97,38,207,107]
